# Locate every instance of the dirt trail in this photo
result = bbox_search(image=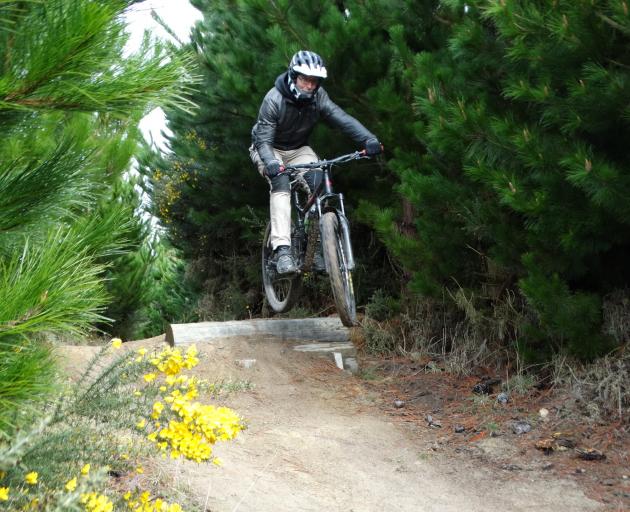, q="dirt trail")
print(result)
[153,336,603,512]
